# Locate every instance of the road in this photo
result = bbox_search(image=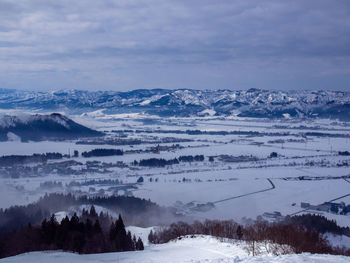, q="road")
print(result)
[289,178,350,216]
[212,178,275,204]
[255,142,334,154]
